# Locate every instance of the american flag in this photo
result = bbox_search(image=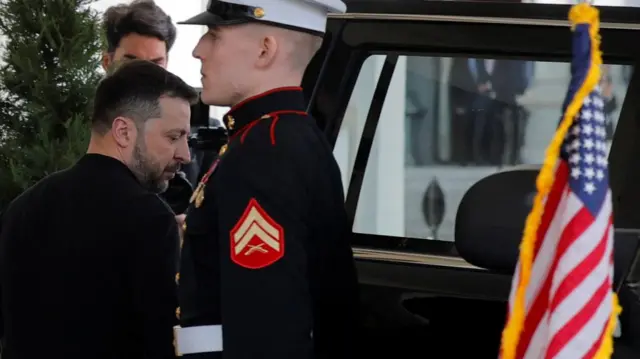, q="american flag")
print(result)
[499,3,619,359]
